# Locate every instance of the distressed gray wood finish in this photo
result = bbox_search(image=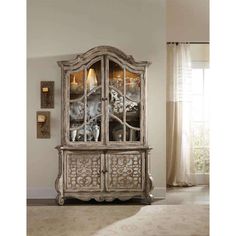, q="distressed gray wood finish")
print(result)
[106,151,145,192]
[64,151,103,192]
[56,46,153,205]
